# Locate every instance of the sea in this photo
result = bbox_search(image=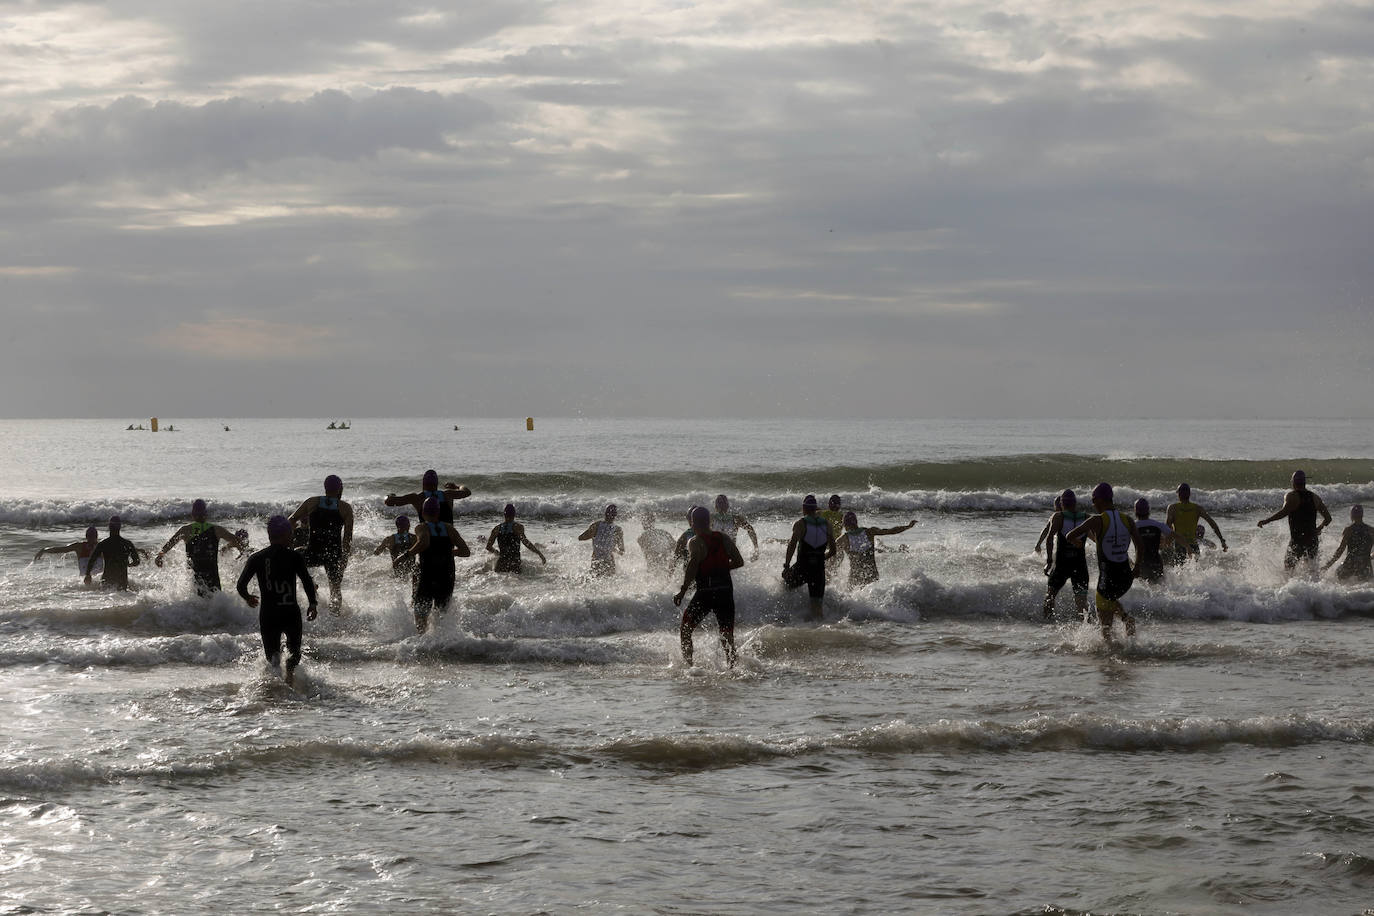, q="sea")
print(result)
[2,417,1374,915]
